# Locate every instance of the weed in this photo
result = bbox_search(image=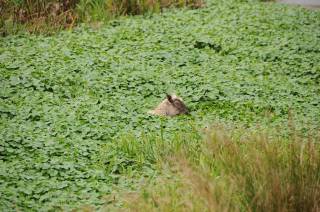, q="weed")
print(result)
[122,126,320,211]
